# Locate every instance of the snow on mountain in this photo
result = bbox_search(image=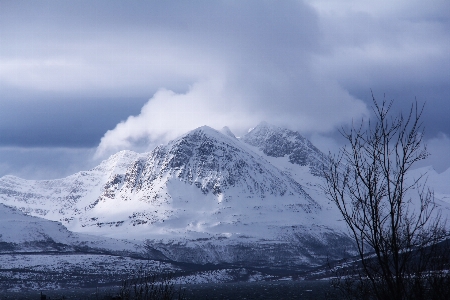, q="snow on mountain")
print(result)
[0,122,448,273]
[0,150,143,220]
[0,124,355,267]
[240,123,342,233]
